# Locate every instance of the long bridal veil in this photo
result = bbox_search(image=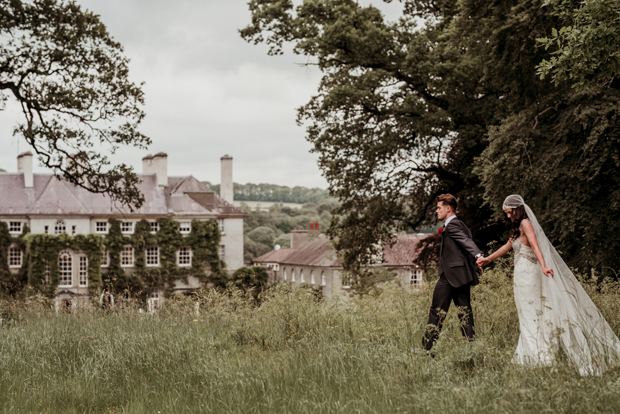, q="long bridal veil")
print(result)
[503,195,620,375]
